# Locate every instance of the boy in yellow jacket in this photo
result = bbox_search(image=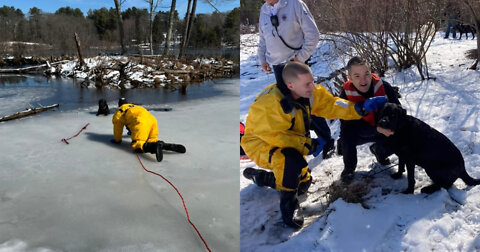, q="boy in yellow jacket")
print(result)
[112,98,186,162]
[241,62,386,228]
